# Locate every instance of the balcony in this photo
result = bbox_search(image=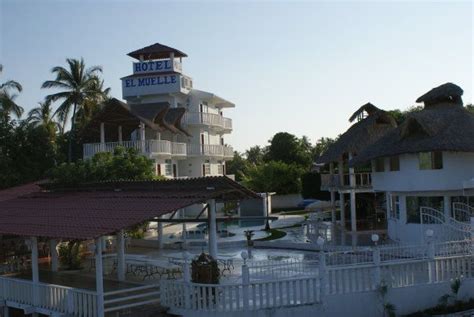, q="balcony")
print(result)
[183,112,232,131]
[187,144,234,159]
[83,140,187,159]
[321,172,372,190]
